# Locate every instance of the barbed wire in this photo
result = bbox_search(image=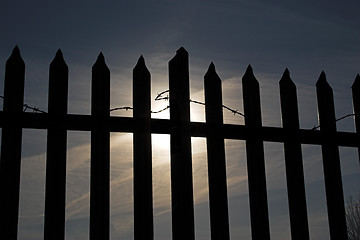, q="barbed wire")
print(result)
[311,113,358,130]
[22,104,47,113]
[0,94,357,130]
[154,90,170,101]
[151,106,170,114]
[150,89,245,116]
[0,96,47,113]
[109,106,133,112]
